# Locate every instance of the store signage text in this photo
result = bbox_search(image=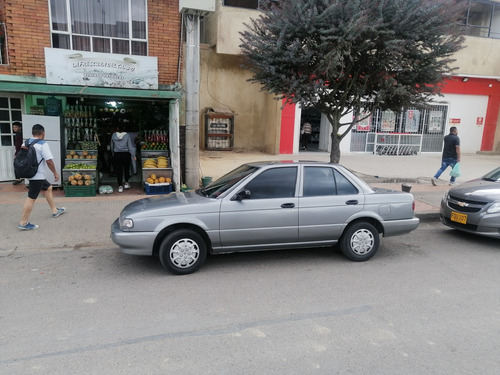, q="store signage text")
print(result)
[45,48,158,90]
